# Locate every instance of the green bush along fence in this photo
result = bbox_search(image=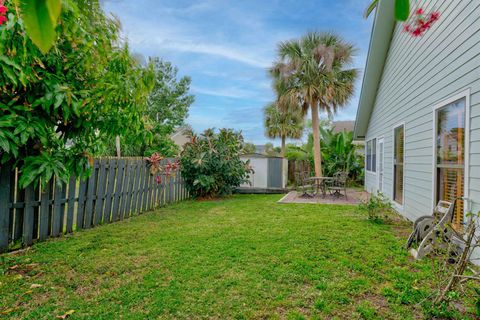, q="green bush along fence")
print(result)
[0,157,189,253]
